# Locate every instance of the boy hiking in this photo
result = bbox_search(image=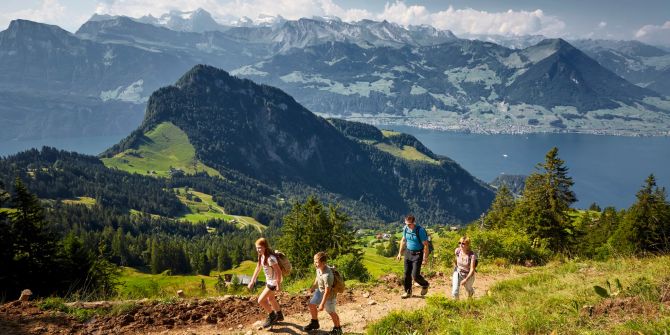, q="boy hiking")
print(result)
[248,238,284,328]
[303,252,342,335]
[396,215,430,298]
